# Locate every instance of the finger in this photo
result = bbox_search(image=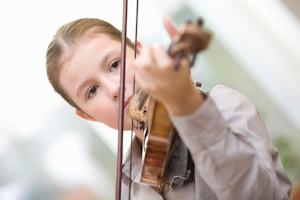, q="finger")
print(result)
[134,46,150,65]
[163,17,178,39]
[180,57,191,71]
[134,46,155,71]
[134,66,155,93]
[152,43,173,69]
